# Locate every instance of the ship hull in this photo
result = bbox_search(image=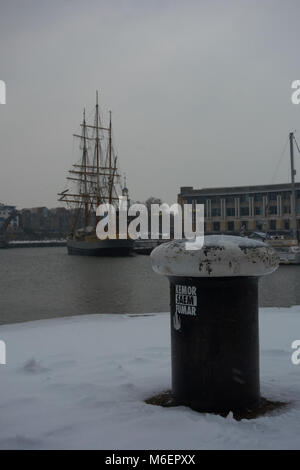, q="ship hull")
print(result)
[67,238,134,256]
